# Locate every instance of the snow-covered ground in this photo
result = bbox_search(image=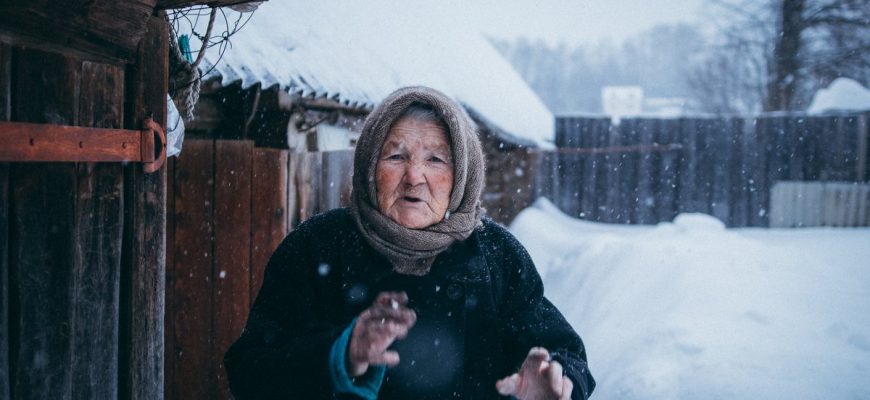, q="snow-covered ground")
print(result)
[510,198,870,399]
